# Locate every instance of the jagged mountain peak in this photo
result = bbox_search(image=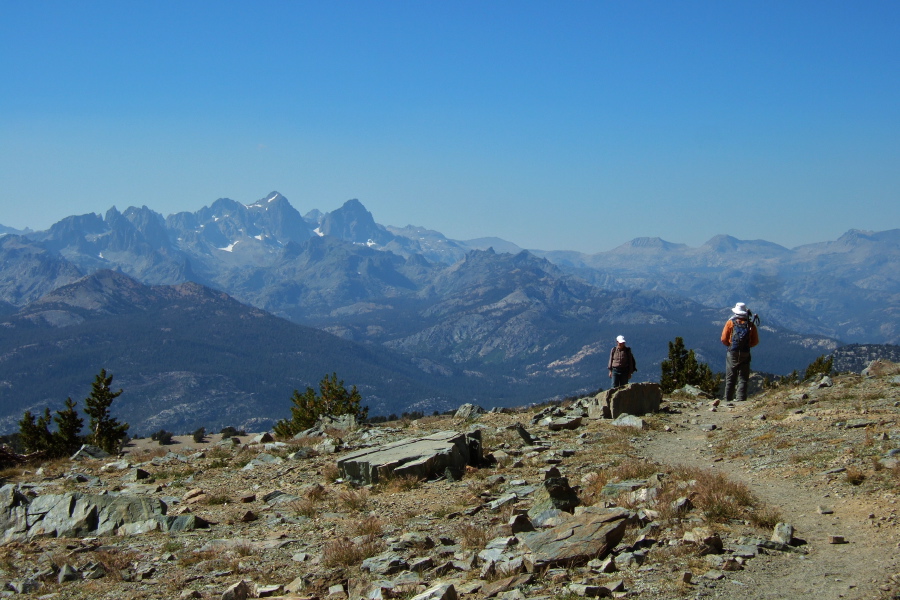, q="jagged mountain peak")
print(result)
[320,198,393,246]
[247,191,288,209]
